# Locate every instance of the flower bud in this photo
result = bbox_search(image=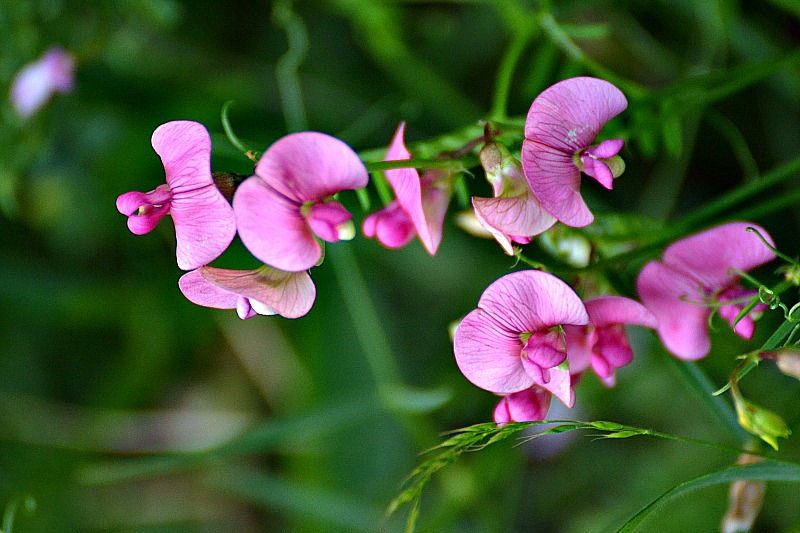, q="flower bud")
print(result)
[721,454,766,533]
[539,226,592,268]
[733,394,791,450]
[761,348,800,380]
